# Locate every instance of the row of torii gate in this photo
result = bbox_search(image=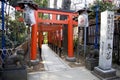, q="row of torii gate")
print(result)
[17,7,78,61]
